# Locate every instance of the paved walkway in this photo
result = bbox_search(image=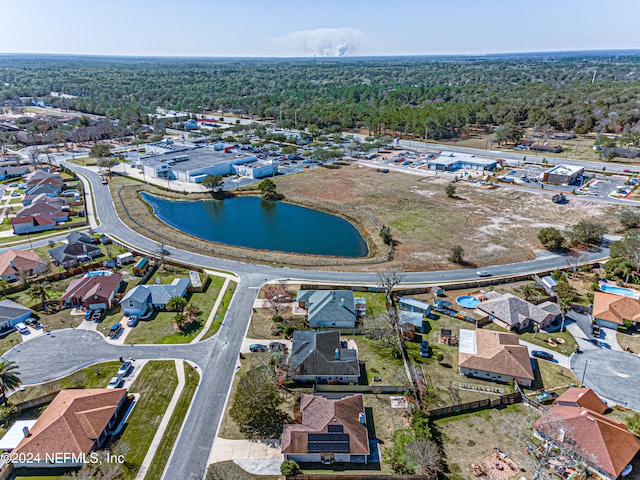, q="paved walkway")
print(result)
[209,438,282,463]
[192,277,230,343]
[136,359,186,480]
